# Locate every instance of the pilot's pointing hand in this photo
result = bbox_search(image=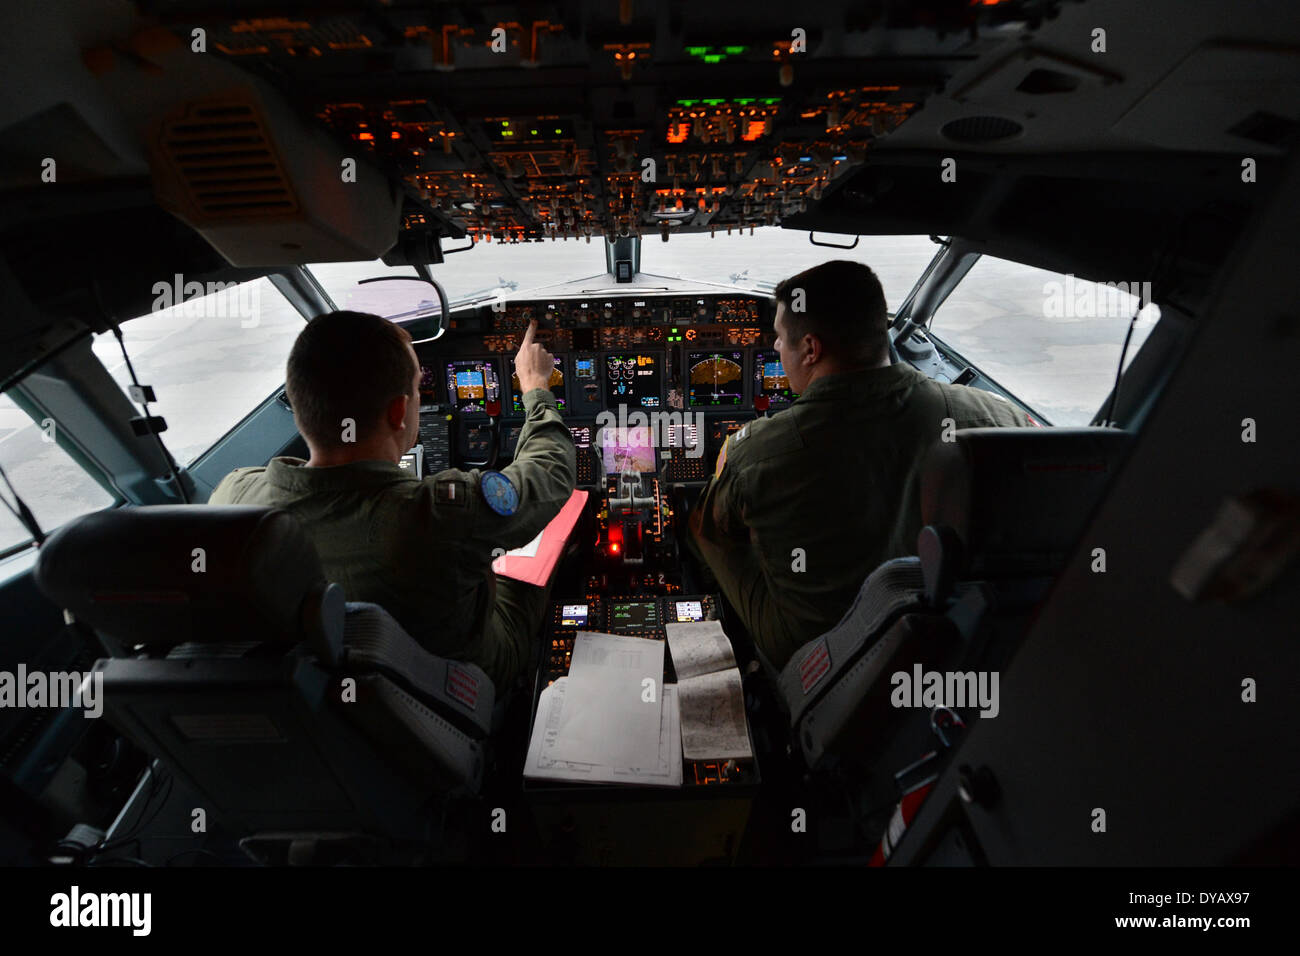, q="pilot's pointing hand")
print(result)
[516,319,556,394]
